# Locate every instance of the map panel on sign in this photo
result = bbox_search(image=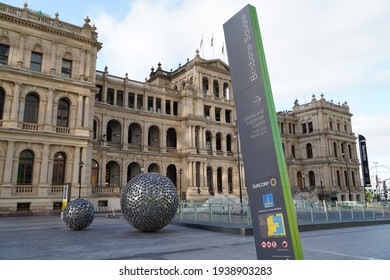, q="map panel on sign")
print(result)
[258,212,286,238]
